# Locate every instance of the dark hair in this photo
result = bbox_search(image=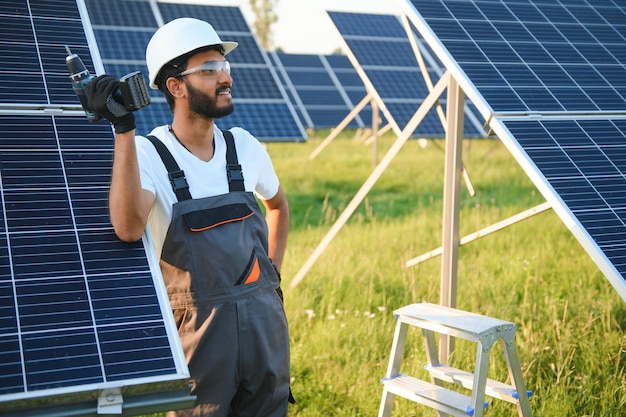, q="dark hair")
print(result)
[155,44,225,112]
